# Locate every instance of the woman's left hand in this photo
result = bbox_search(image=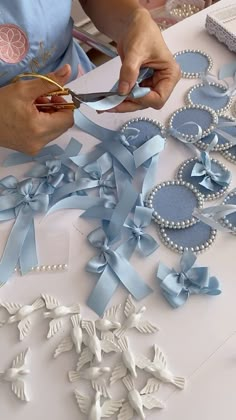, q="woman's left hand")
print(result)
[114,8,181,112]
